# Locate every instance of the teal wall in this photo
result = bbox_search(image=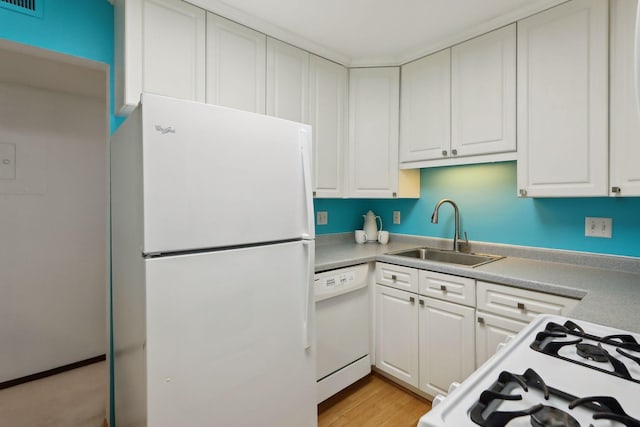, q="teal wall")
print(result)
[0,0,124,132]
[314,162,640,258]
